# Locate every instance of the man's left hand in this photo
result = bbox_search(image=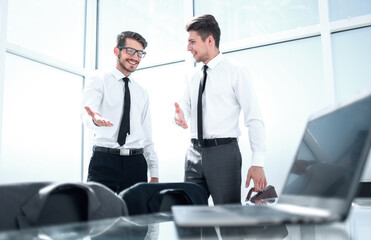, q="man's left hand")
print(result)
[149,177,159,183]
[245,166,267,192]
